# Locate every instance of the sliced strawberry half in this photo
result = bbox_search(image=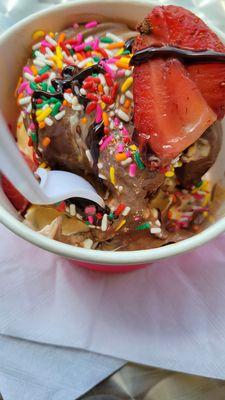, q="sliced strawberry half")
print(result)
[137,5,225,119]
[1,152,37,213]
[133,5,225,162]
[134,58,216,161]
